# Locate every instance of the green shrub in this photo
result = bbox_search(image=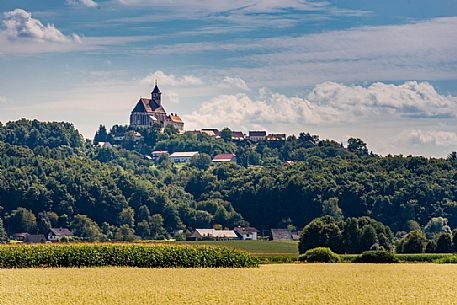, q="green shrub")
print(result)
[0,244,258,268]
[299,247,340,263]
[434,255,457,264]
[354,250,398,263]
